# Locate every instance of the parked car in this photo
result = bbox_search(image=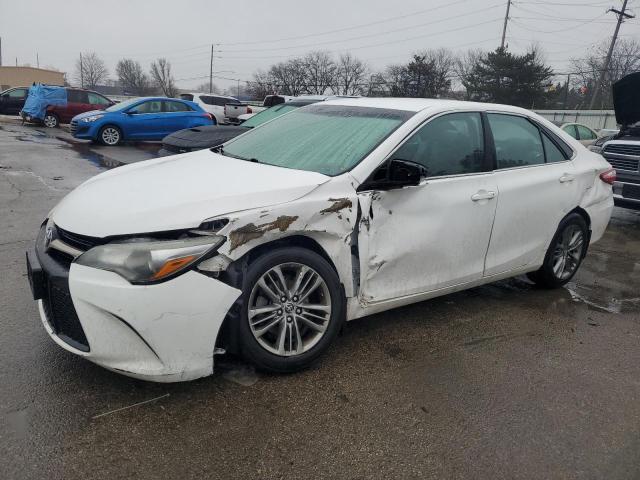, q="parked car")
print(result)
[70,97,214,146]
[160,99,319,155]
[43,88,113,128]
[178,93,238,125]
[0,86,30,115]
[601,72,640,209]
[26,98,614,382]
[224,95,295,124]
[552,121,600,146]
